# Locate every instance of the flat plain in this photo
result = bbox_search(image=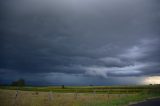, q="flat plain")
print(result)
[0,85,160,106]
